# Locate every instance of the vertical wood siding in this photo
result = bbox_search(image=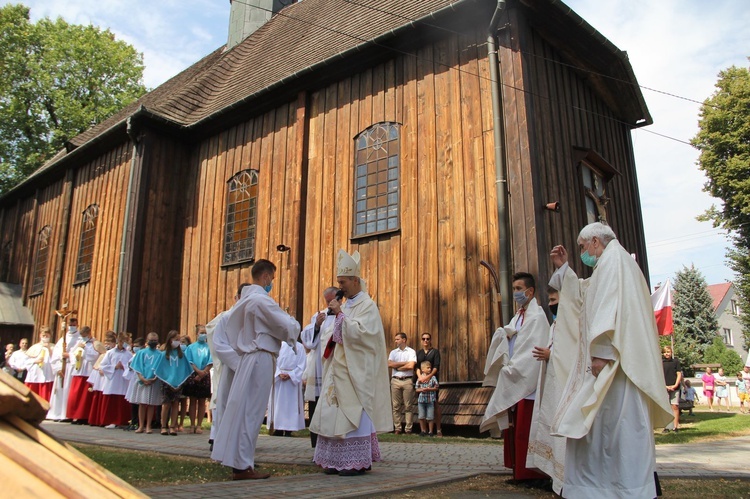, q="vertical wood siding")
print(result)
[304,32,499,382]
